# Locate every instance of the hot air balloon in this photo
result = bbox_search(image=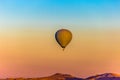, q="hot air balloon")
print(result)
[55,29,72,50]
